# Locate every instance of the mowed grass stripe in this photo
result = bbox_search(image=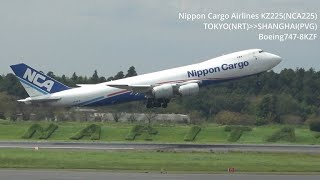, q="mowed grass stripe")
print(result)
[0,149,319,172]
[0,121,320,144]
